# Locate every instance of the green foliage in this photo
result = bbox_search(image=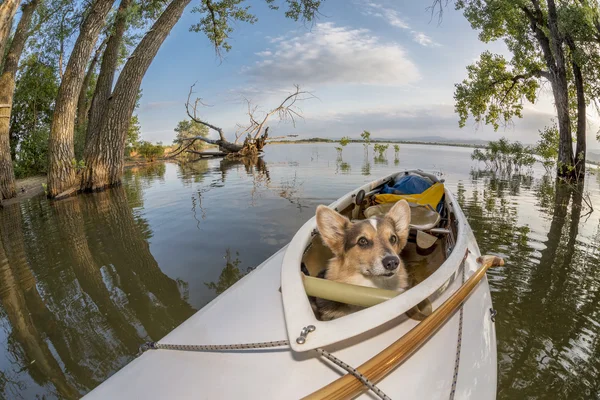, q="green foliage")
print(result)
[137,141,165,162]
[454,0,600,178]
[360,130,371,149]
[11,53,59,178]
[71,158,86,172]
[13,127,50,179]
[336,136,350,155]
[393,144,399,154]
[471,137,535,172]
[455,51,539,130]
[535,124,560,173]
[191,0,323,54]
[265,0,322,21]
[174,119,208,147]
[190,0,257,53]
[174,119,208,160]
[126,115,142,154]
[373,143,389,157]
